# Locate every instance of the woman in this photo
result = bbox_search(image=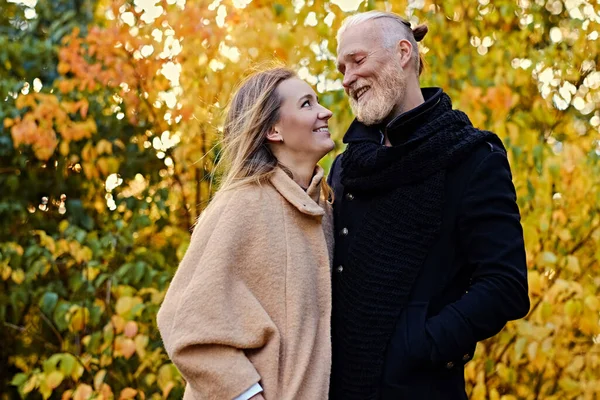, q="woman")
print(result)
[157,67,335,400]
